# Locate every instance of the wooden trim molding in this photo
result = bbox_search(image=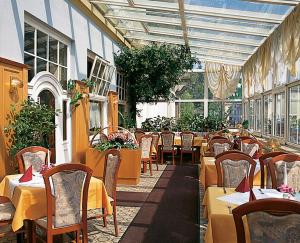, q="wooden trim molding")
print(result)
[0,57,29,69]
